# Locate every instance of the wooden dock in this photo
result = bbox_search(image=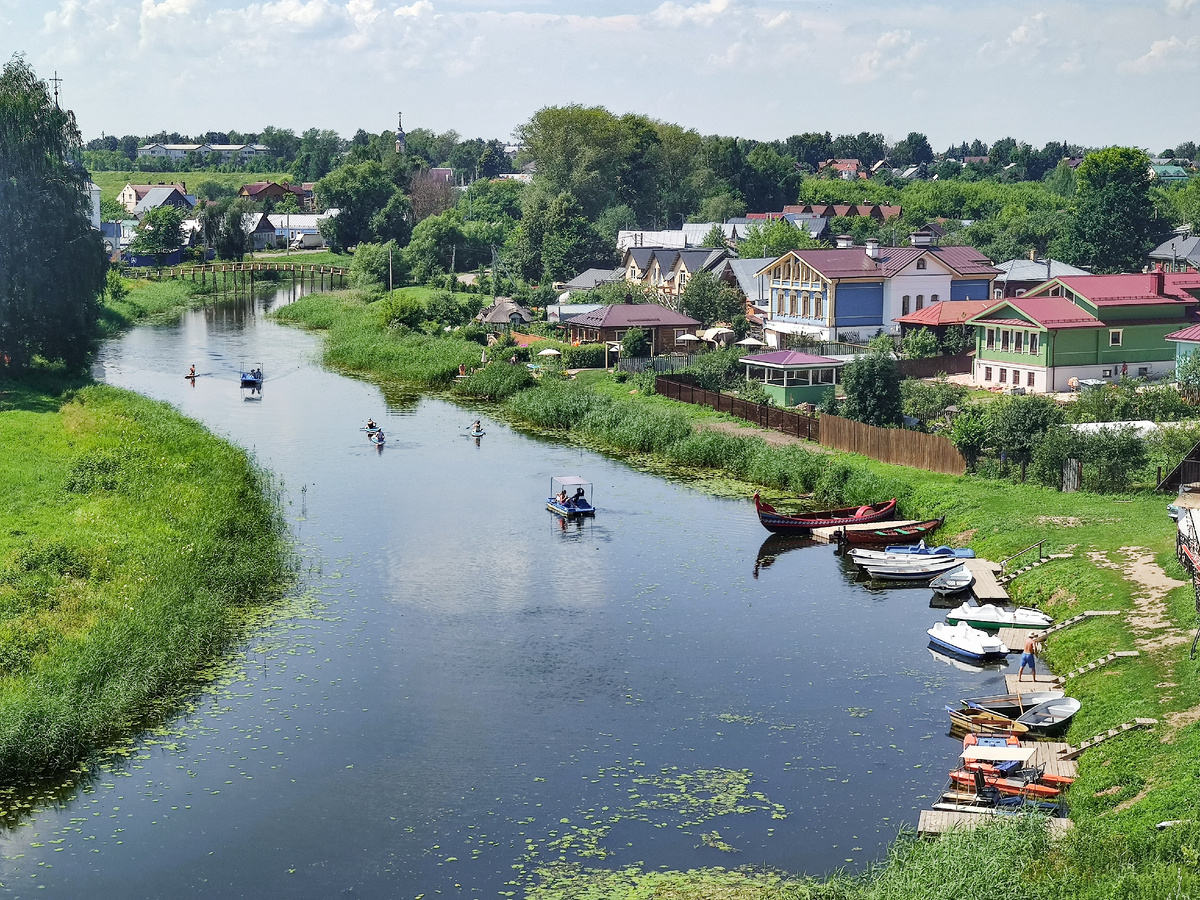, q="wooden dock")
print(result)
[963,558,1008,602]
[809,519,921,543]
[918,809,1073,836]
